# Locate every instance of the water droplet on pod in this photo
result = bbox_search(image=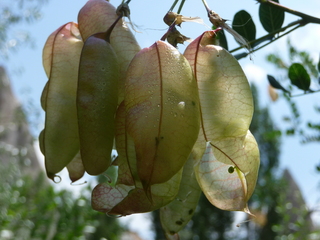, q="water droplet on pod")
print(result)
[178,101,185,109]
